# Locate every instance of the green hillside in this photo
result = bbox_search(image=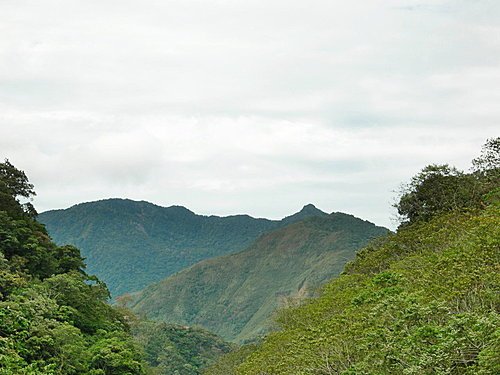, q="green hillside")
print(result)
[0,161,147,374]
[128,213,388,343]
[206,139,500,374]
[39,200,327,297]
[130,319,234,375]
